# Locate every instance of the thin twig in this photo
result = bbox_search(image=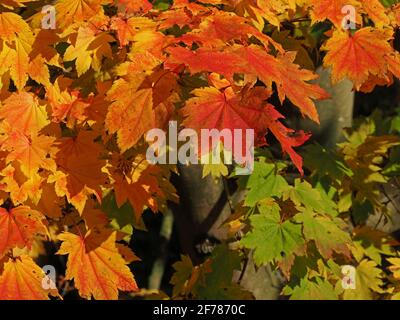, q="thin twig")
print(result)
[237,252,249,285]
[221,176,234,214]
[381,185,400,214]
